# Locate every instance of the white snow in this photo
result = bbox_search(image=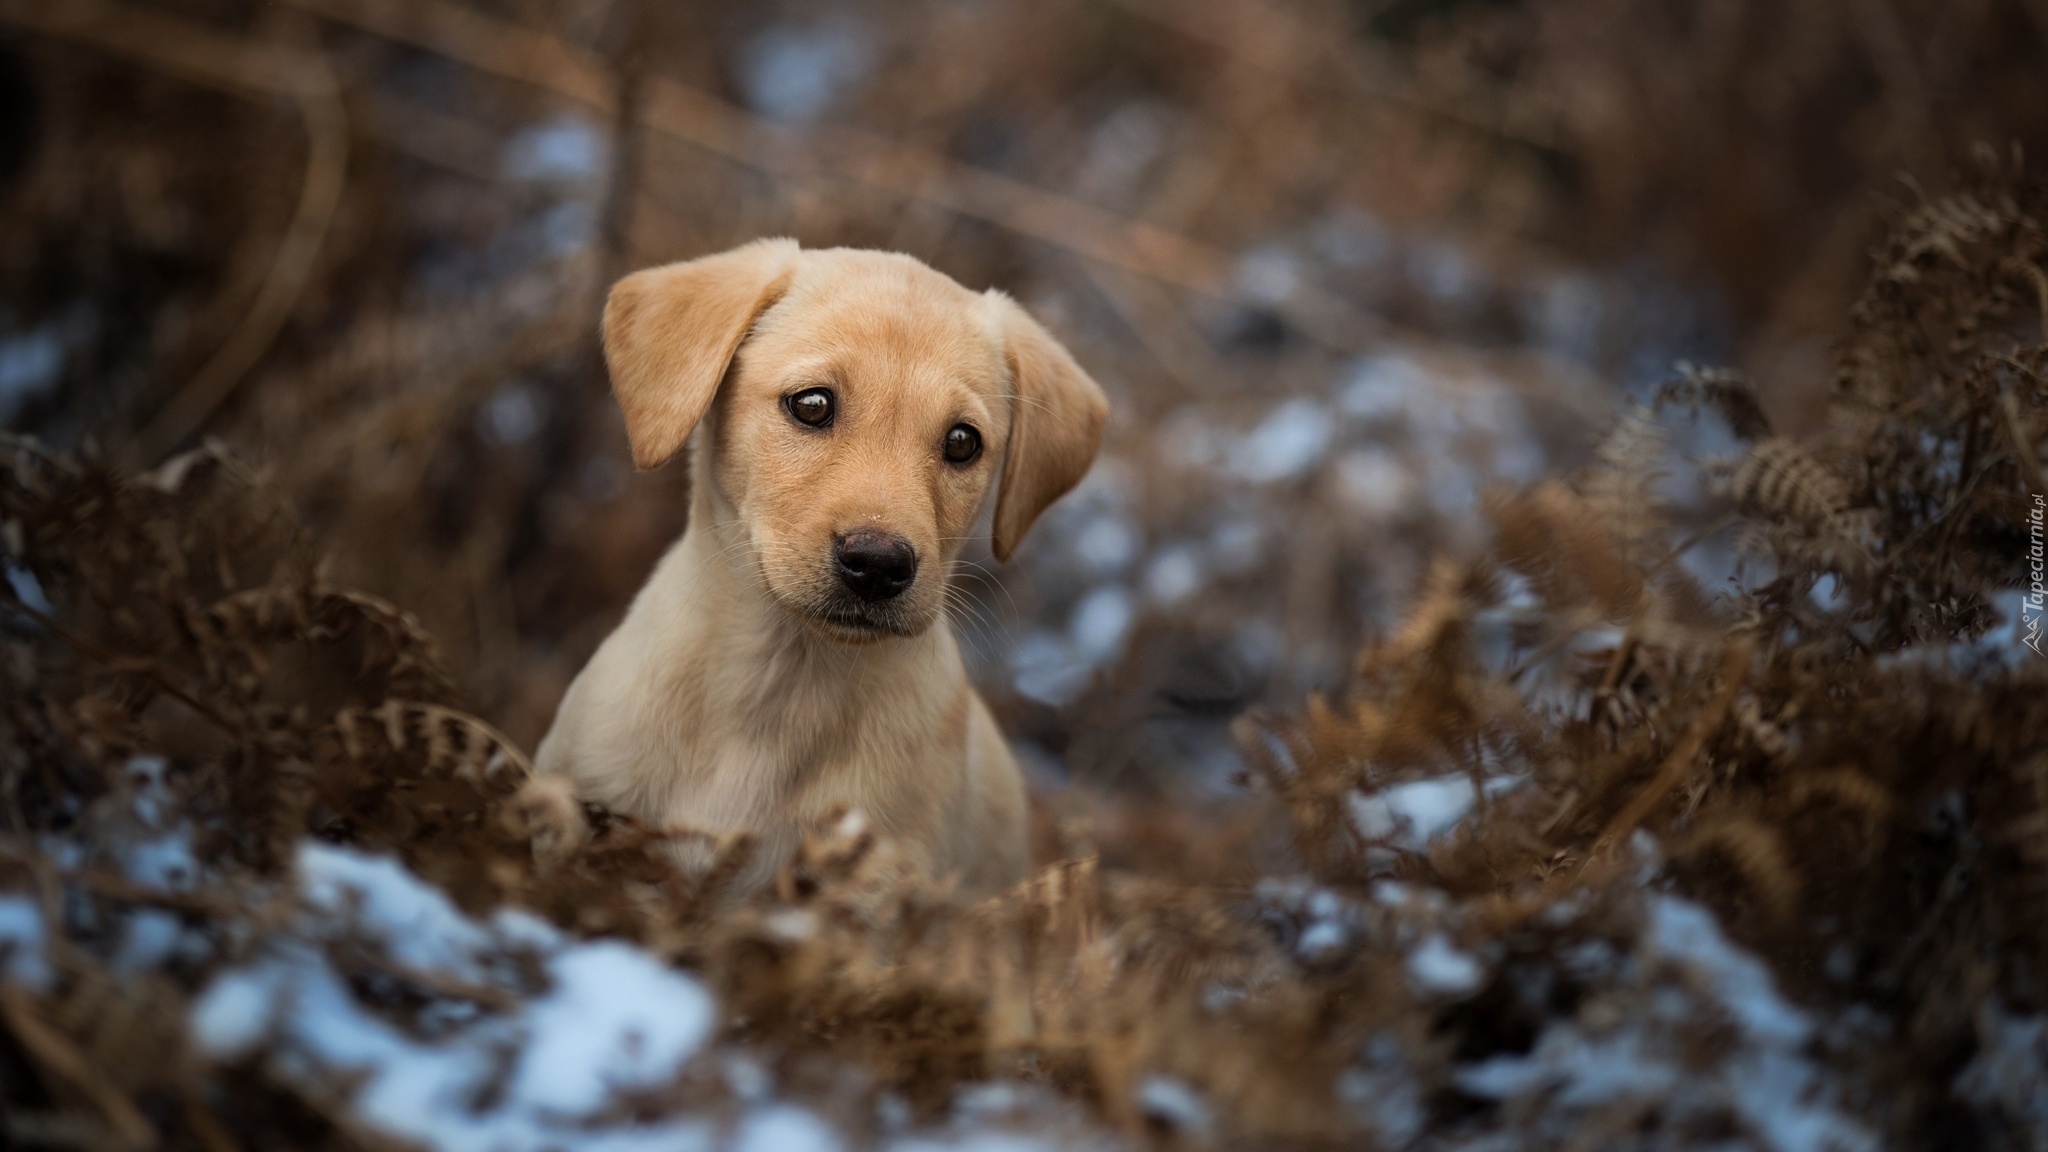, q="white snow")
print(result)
[1644,895,1809,1047]
[190,958,288,1059]
[1009,631,1090,706]
[1207,518,1263,574]
[891,1136,1057,1152]
[189,846,721,1152]
[0,894,51,990]
[1236,245,1302,306]
[1297,920,1348,960]
[509,940,717,1114]
[1452,894,1873,1152]
[123,833,198,891]
[1230,398,1333,483]
[5,562,49,616]
[740,22,873,124]
[1406,932,1484,997]
[732,1106,841,1152]
[1074,103,1173,203]
[725,1055,773,1102]
[0,326,63,424]
[114,908,186,973]
[481,385,542,446]
[1136,1076,1212,1138]
[1072,514,1140,576]
[1142,544,1203,605]
[1954,1006,2048,1137]
[1350,775,1512,849]
[1336,353,1429,423]
[125,755,172,825]
[297,842,494,978]
[1338,1033,1424,1148]
[1069,585,1133,662]
[502,113,605,183]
